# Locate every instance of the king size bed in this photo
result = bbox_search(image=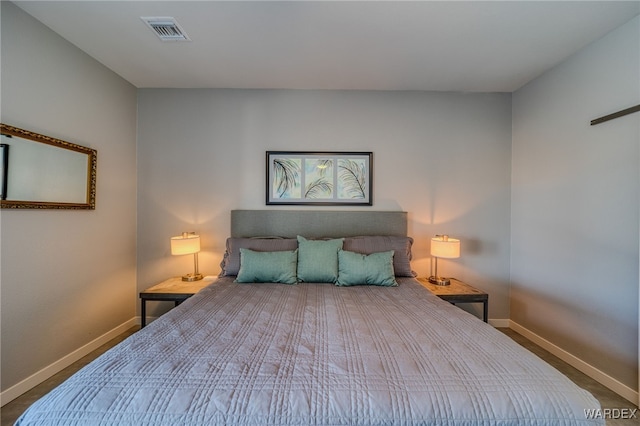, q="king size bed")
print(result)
[17,210,603,425]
